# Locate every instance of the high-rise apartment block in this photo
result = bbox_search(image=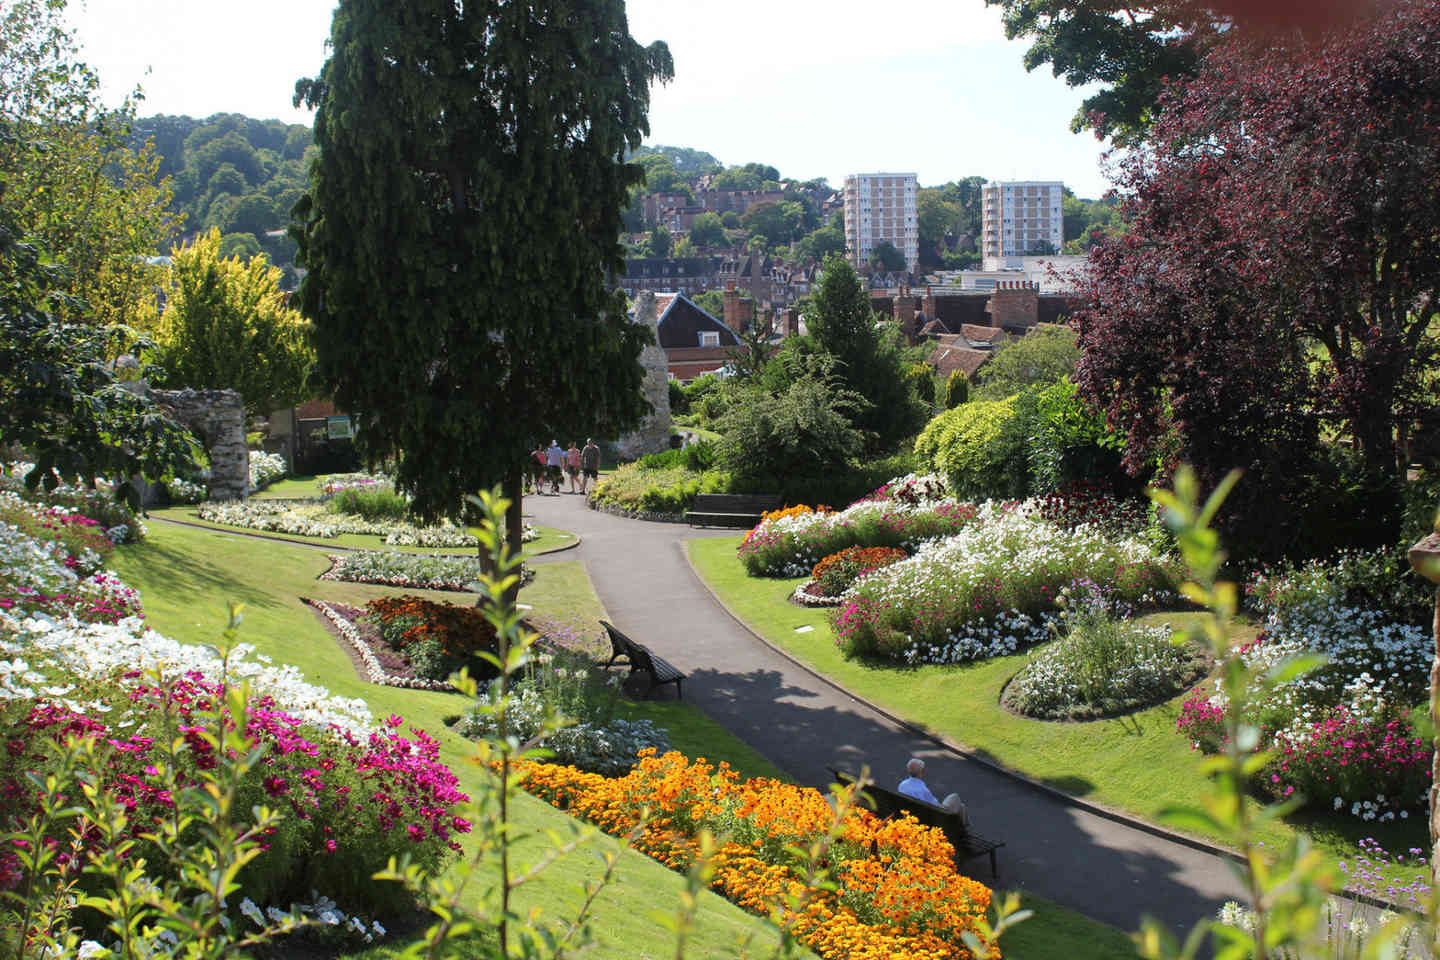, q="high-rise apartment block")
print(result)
[981,181,1065,261]
[843,172,917,274]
